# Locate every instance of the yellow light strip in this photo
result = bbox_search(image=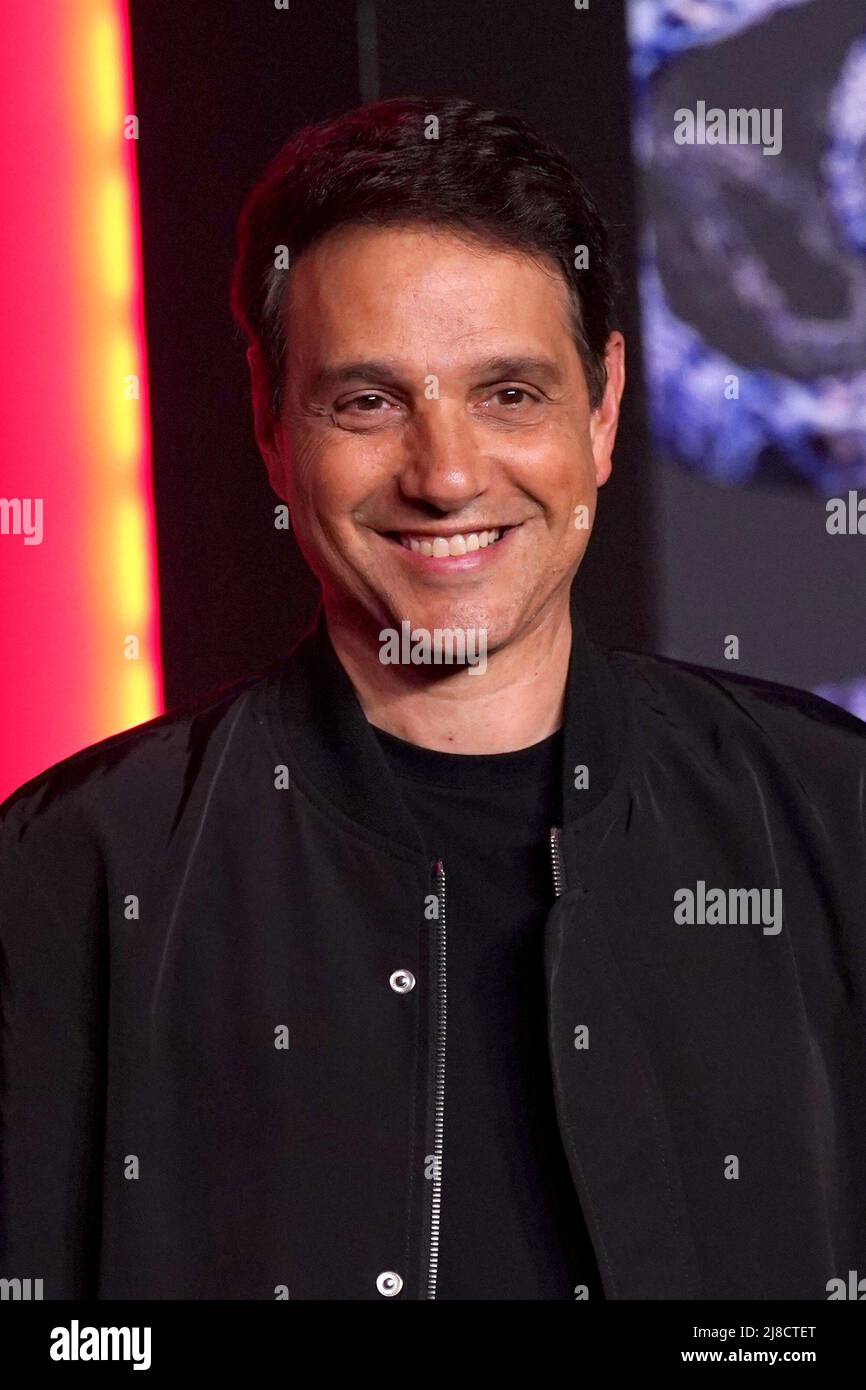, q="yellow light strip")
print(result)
[70,0,162,735]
